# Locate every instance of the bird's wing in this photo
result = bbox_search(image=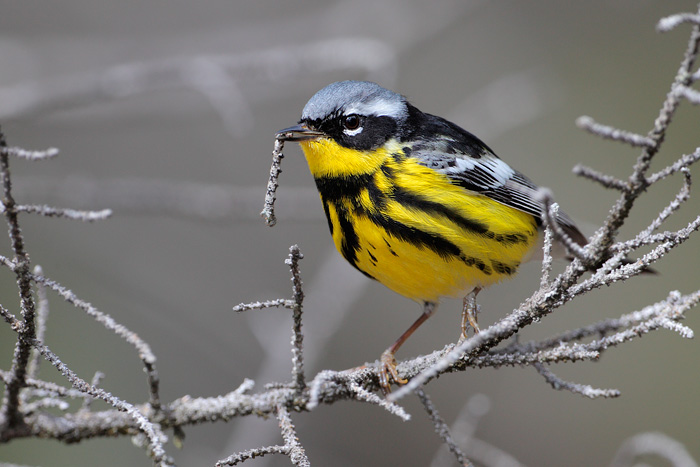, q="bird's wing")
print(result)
[410,138,587,246]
